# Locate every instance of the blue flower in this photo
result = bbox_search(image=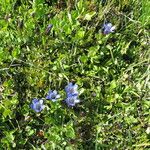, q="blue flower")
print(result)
[65,82,78,96]
[46,90,60,102]
[30,99,45,112]
[65,82,80,107]
[102,23,115,34]
[45,24,53,34]
[65,95,80,107]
